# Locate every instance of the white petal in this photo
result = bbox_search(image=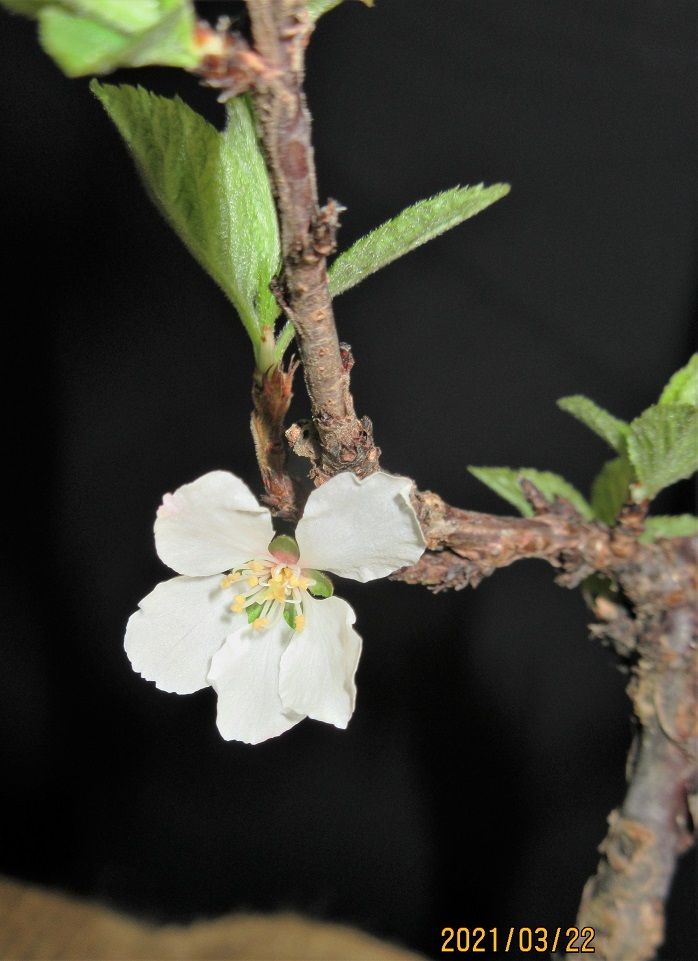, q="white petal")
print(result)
[125,575,235,695]
[154,471,274,576]
[207,621,304,744]
[295,472,425,582]
[279,595,362,729]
